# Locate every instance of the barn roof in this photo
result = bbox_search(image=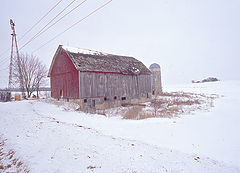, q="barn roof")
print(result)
[59,45,151,75]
